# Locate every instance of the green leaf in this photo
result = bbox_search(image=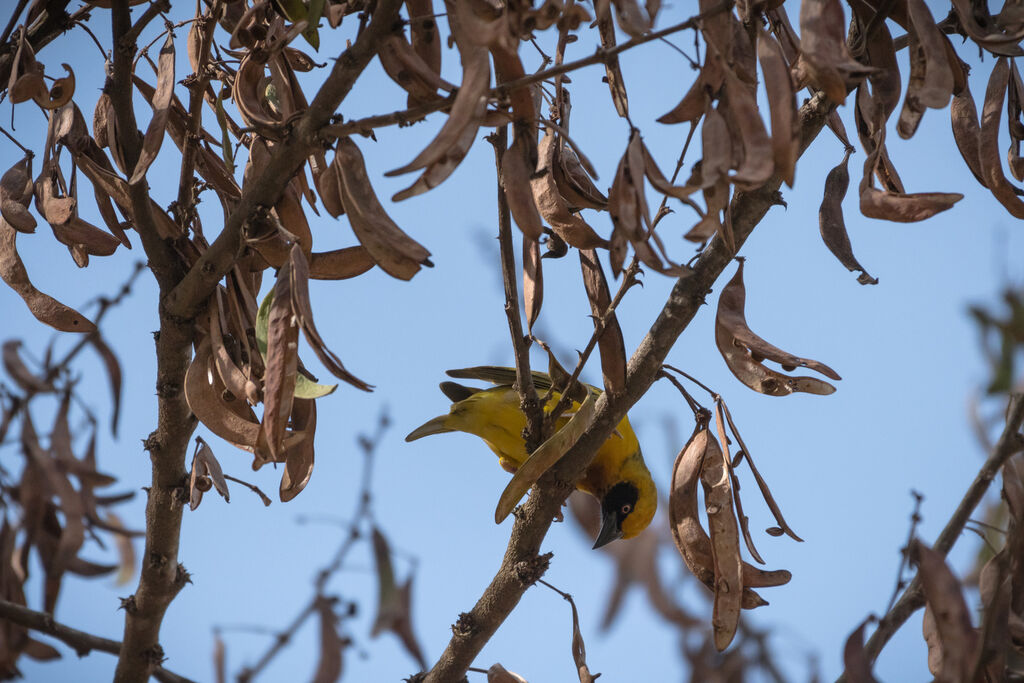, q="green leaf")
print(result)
[294,374,336,398]
[256,289,273,359]
[302,0,323,51]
